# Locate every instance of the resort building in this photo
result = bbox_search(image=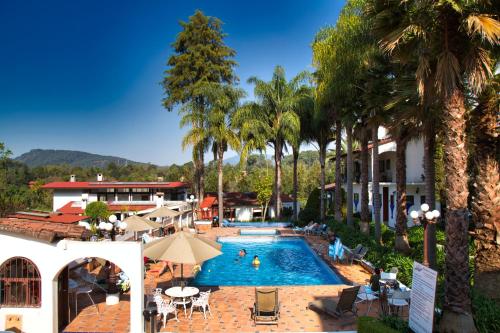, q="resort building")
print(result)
[199,192,298,221]
[42,174,191,220]
[0,219,144,333]
[329,127,440,228]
